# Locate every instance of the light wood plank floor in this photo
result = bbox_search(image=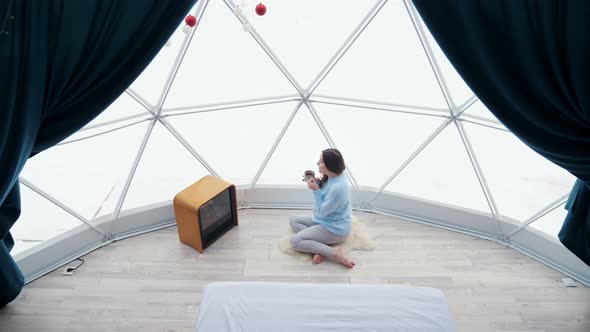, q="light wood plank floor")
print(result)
[1,209,589,332]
